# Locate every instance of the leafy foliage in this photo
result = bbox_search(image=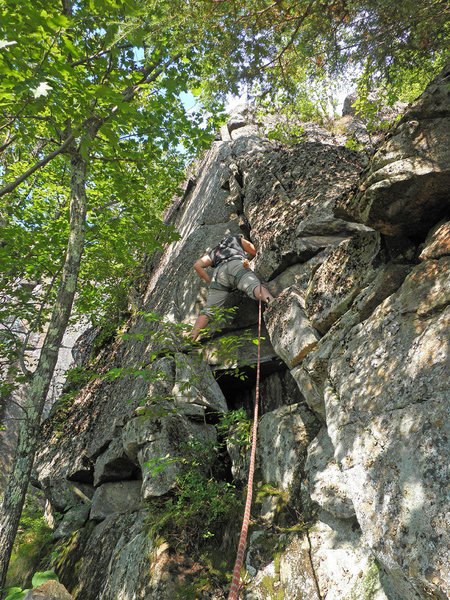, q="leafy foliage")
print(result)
[217,408,252,450]
[146,438,240,553]
[3,493,53,594]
